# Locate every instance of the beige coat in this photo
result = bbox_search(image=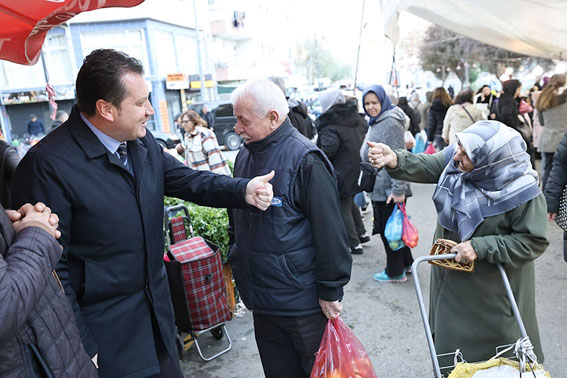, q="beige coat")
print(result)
[442,103,483,144]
